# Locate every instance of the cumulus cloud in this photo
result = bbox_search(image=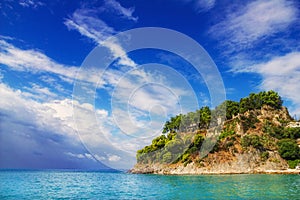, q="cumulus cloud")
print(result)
[0,82,110,155]
[232,51,300,116]
[0,36,194,169]
[209,0,298,50]
[0,82,110,168]
[0,79,143,169]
